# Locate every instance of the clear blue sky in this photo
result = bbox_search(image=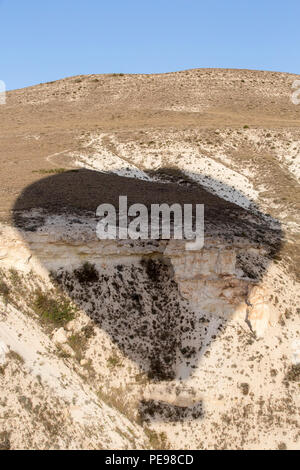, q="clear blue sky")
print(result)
[1,0,299,90]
